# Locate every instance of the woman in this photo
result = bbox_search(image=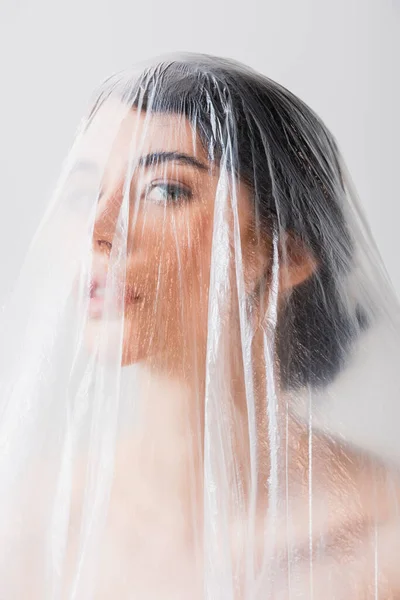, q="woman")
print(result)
[0,53,399,599]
